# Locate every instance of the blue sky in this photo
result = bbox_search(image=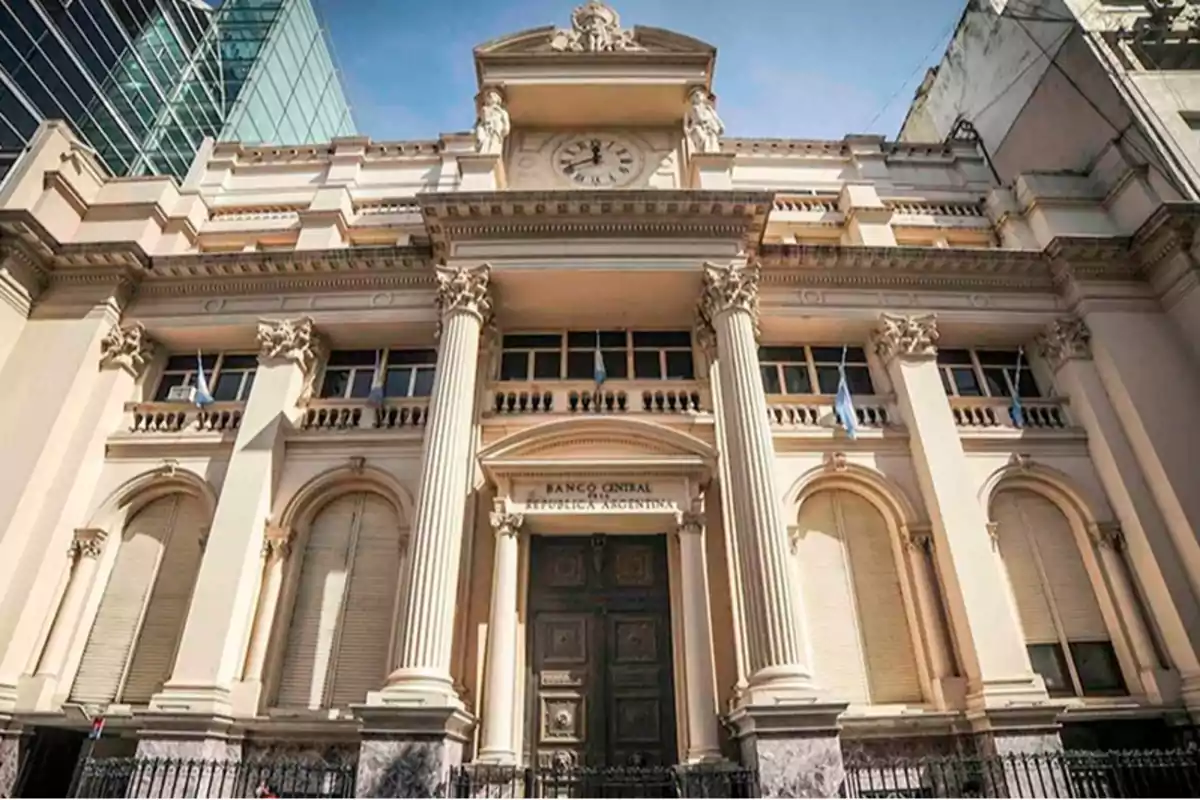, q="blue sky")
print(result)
[316,0,968,141]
